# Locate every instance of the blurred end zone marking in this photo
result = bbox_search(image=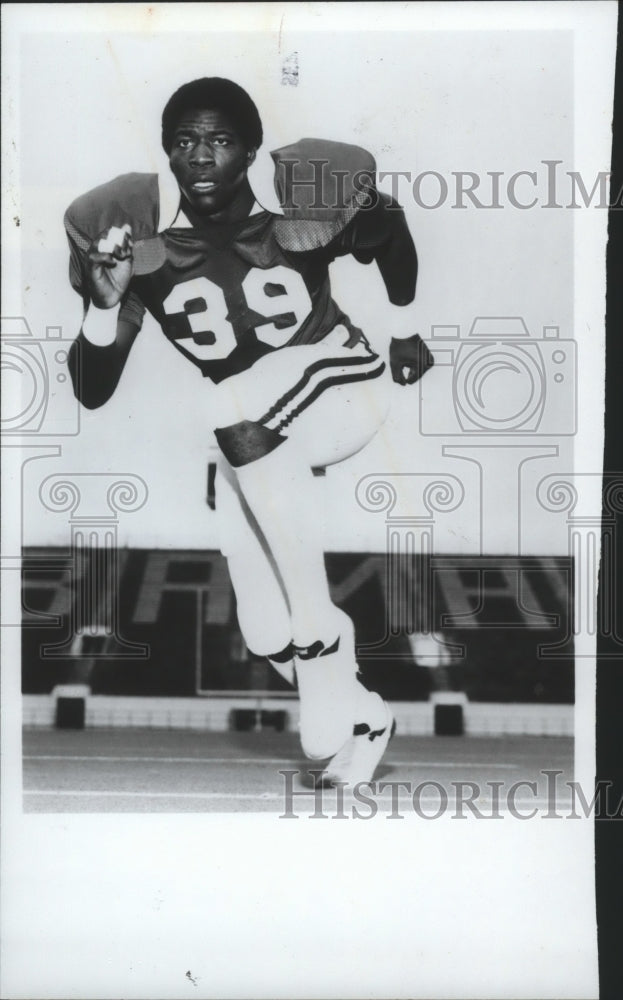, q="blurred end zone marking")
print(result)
[24,754,520,768]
